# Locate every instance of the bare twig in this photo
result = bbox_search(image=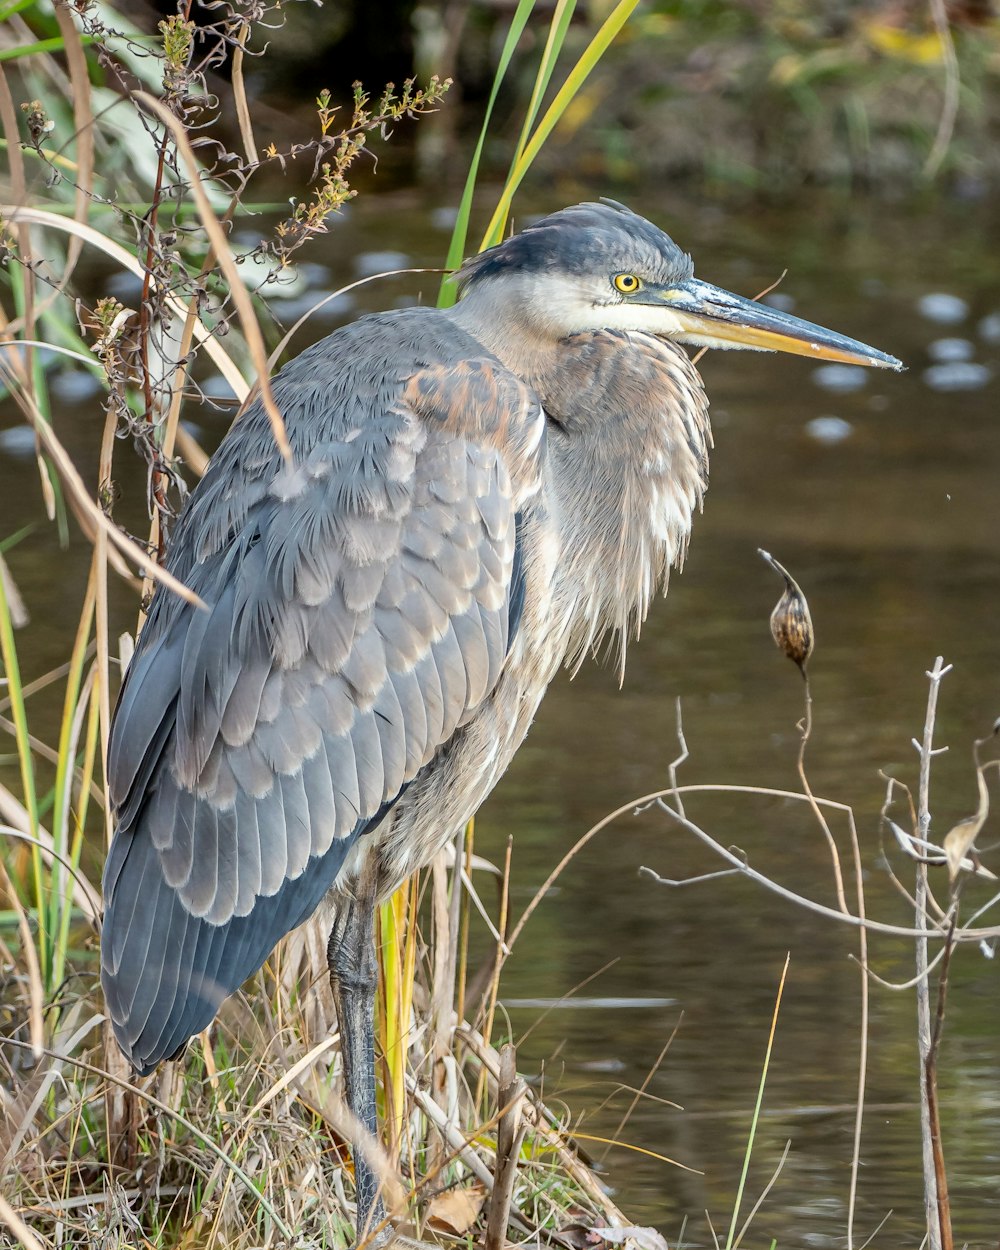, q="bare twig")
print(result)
[915,657,948,1250]
[641,792,997,940]
[135,92,291,461]
[485,1042,527,1250]
[666,695,689,820]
